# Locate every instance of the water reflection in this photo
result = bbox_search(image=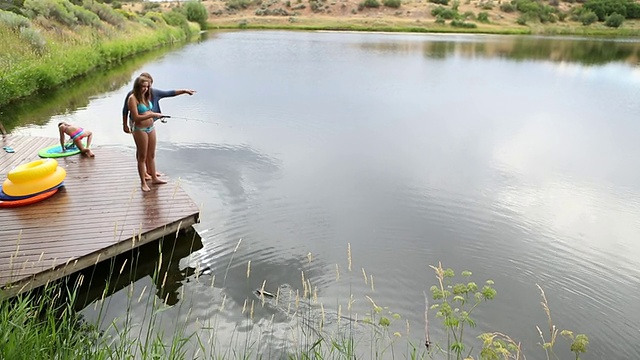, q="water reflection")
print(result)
[359,34,640,64]
[72,231,203,310]
[0,44,186,132]
[5,31,640,359]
